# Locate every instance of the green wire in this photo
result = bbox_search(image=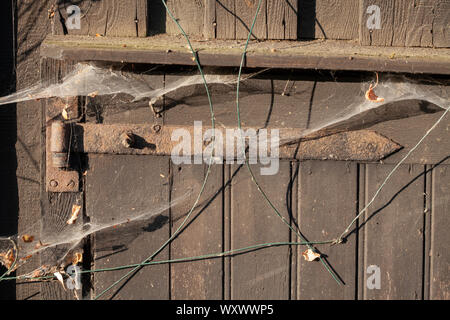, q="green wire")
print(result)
[2,240,333,282]
[234,0,342,285]
[93,0,217,300]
